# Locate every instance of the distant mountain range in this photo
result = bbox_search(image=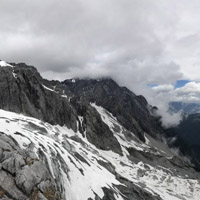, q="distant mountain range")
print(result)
[166,100,200,173]
[166,111,200,172]
[169,101,200,114]
[0,61,200,200]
